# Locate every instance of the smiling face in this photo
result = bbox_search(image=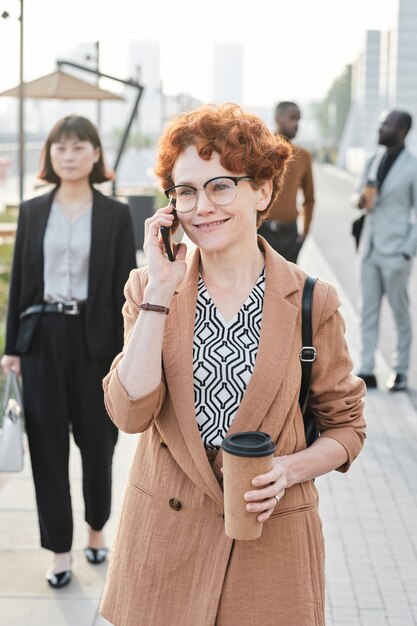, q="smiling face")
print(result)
[49,134,100,183]
[172,146,271,256]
